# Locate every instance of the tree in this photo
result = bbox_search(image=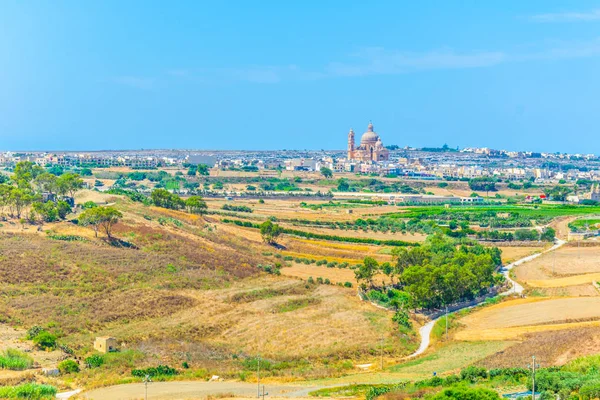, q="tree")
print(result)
[187,165,197,176]
[9,188,36,219]
[259,220,282,244]
[13,161,44,187]
[354,256,379,288]
[151,189,185,210]
[185,196,207,214]
[79,207,103,237]
[34,172,58,195]
[544,185,572,202]
[468,177,497,197]
[196,164,210,176]
[56,173,84,198]
[540,227,556,242]
[320,167,333,179]
[56,200,72,219]
[337,178,350,192]
[33,201,58,222]
[79,207,122,238]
